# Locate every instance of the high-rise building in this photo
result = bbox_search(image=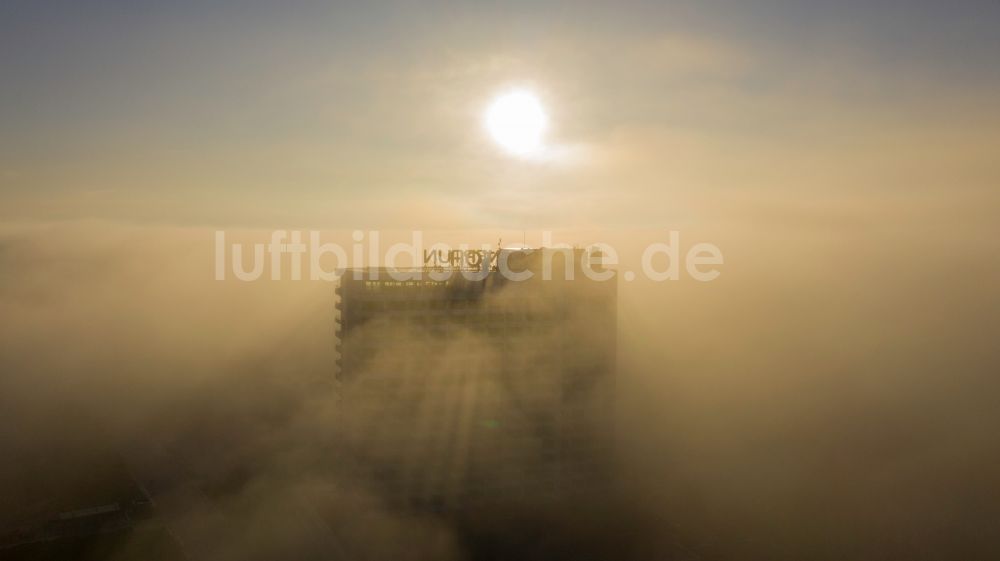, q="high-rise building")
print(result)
[334,248,616,511]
